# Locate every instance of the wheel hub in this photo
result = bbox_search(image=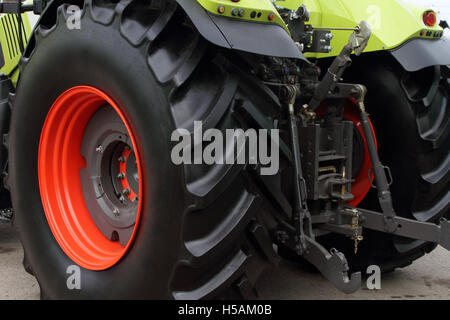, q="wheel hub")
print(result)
[80,106,139,246]
[38,86,143,270]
